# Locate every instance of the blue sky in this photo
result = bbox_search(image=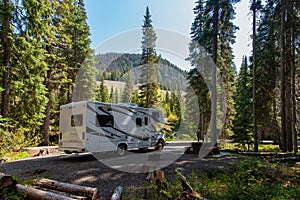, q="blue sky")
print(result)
[85,0,252,70]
